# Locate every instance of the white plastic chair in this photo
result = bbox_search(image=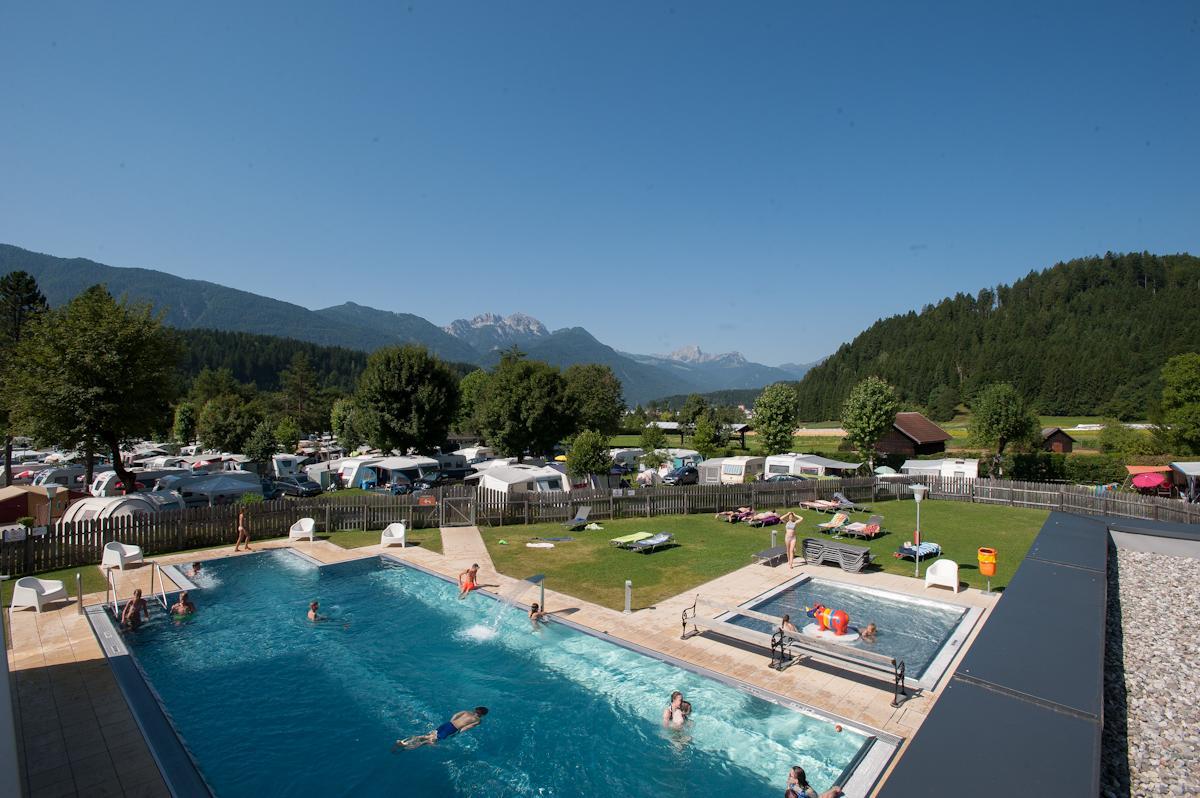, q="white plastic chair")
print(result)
[289,517,316,542]
[924,558,960,593]
[380,522,407,548]
[9,576,69,615]
[101,541,144,570]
